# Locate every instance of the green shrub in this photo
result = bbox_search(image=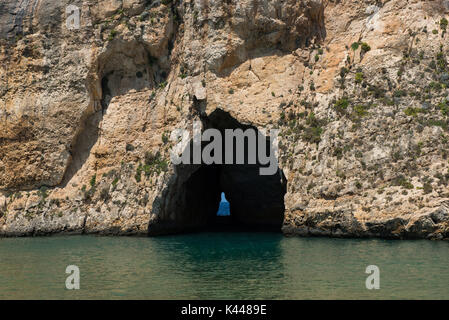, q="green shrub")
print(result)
[90,174,96,187]
[162,132,170,144]
[100,187,110,201]
[302,127,323,144]
[135,164,143,182]
[333,147,343,160]
[108,30,117,40]
[427,119,447,129]
[143,152,169,175]
[423,182,433,194]
[306,112,320,127]
[334,97,350,113]
[353,105,369,117]
[38,186,49,200]
[393,89,407,97]
[404,107,423,117]
[392,176,414,189]
[439,100,449,116]
[340,67,348,79]
[126,143,135,152]
[361,42,371,53]
[302,113,324,144]
[351,42,359,51]
[441,18,448,31]
[429,81,443,91]
[367,84,385,98]
[437,51,447,70]
[142,164,152,176]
